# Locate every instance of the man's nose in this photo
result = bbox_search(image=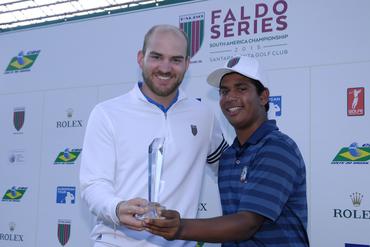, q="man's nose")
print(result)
[158,60,171,73]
